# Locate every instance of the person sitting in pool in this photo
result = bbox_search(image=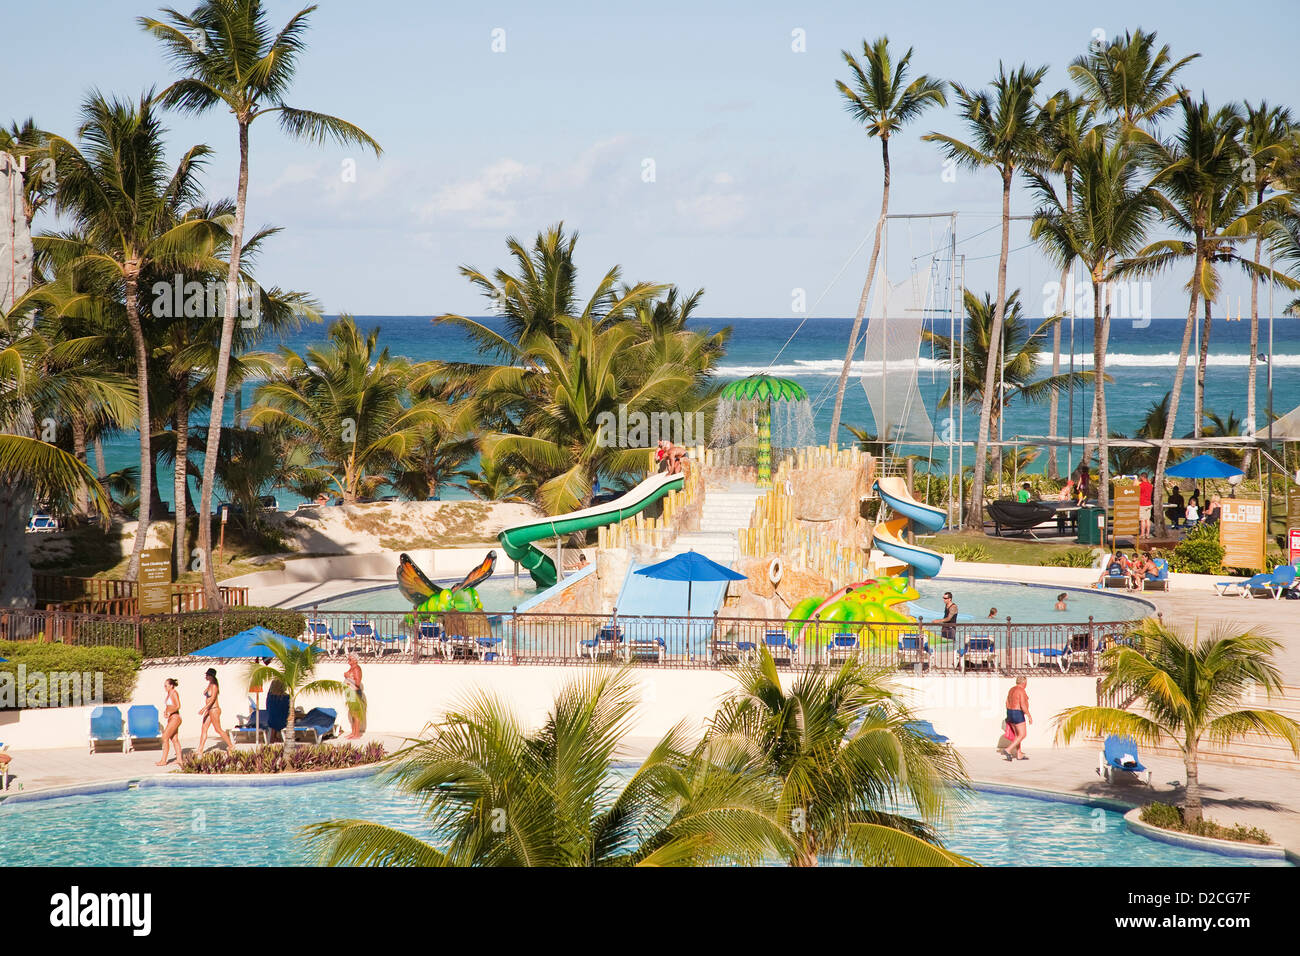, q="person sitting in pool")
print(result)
[1004,677,1032,761]
[986,607,998,620]
[1054,593,1068,612]
[940,591,959,643]
[156,678,182,767]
